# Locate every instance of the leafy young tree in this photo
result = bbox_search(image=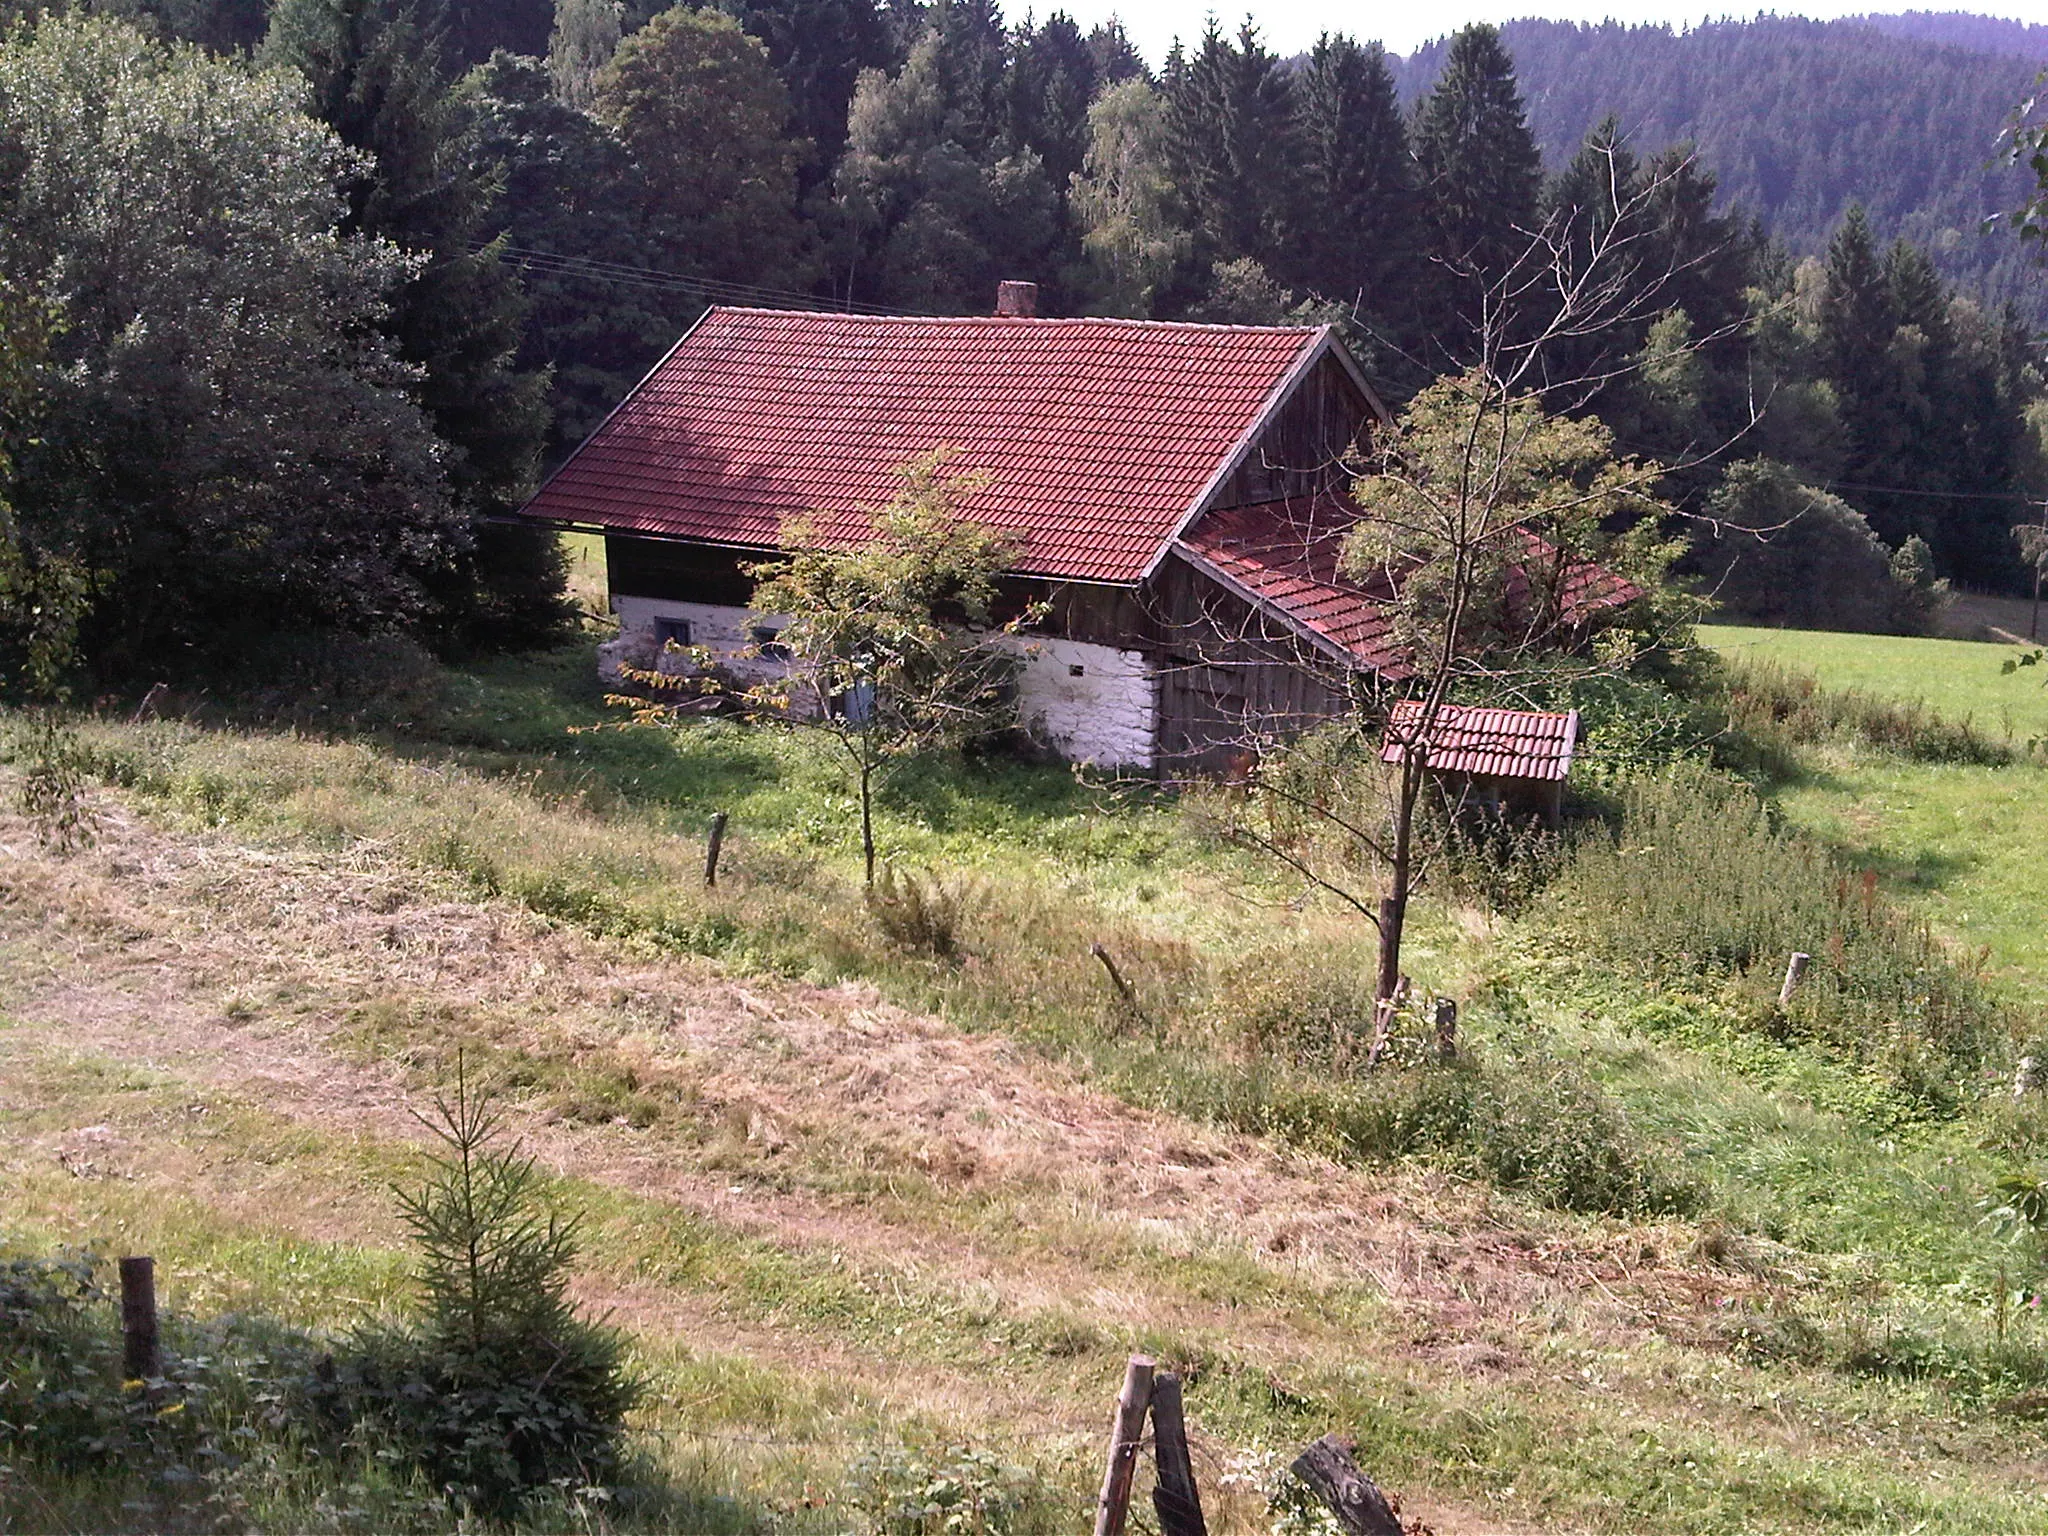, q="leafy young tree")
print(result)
[1320,374,1674,1018]
[617,452,1030,884]
[546,0,621,108]
[743,451,1029,885]
[1068,78,1189,316]
[0,14,462,668]
[592,6,810,292]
